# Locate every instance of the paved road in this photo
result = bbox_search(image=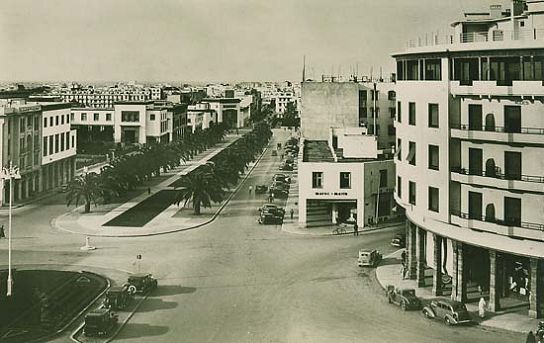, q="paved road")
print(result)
[0,129,525,343]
